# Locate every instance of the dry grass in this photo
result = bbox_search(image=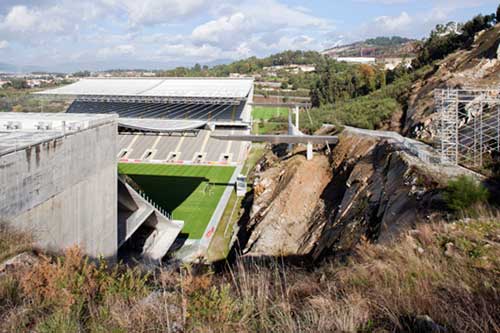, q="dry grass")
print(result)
[0,223,33,263]
[0,216,498,332]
